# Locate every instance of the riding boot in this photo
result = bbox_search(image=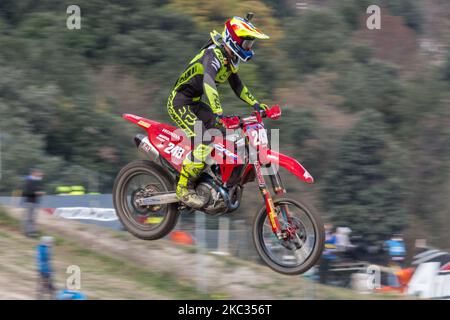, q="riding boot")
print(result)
[176,157,208,209]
